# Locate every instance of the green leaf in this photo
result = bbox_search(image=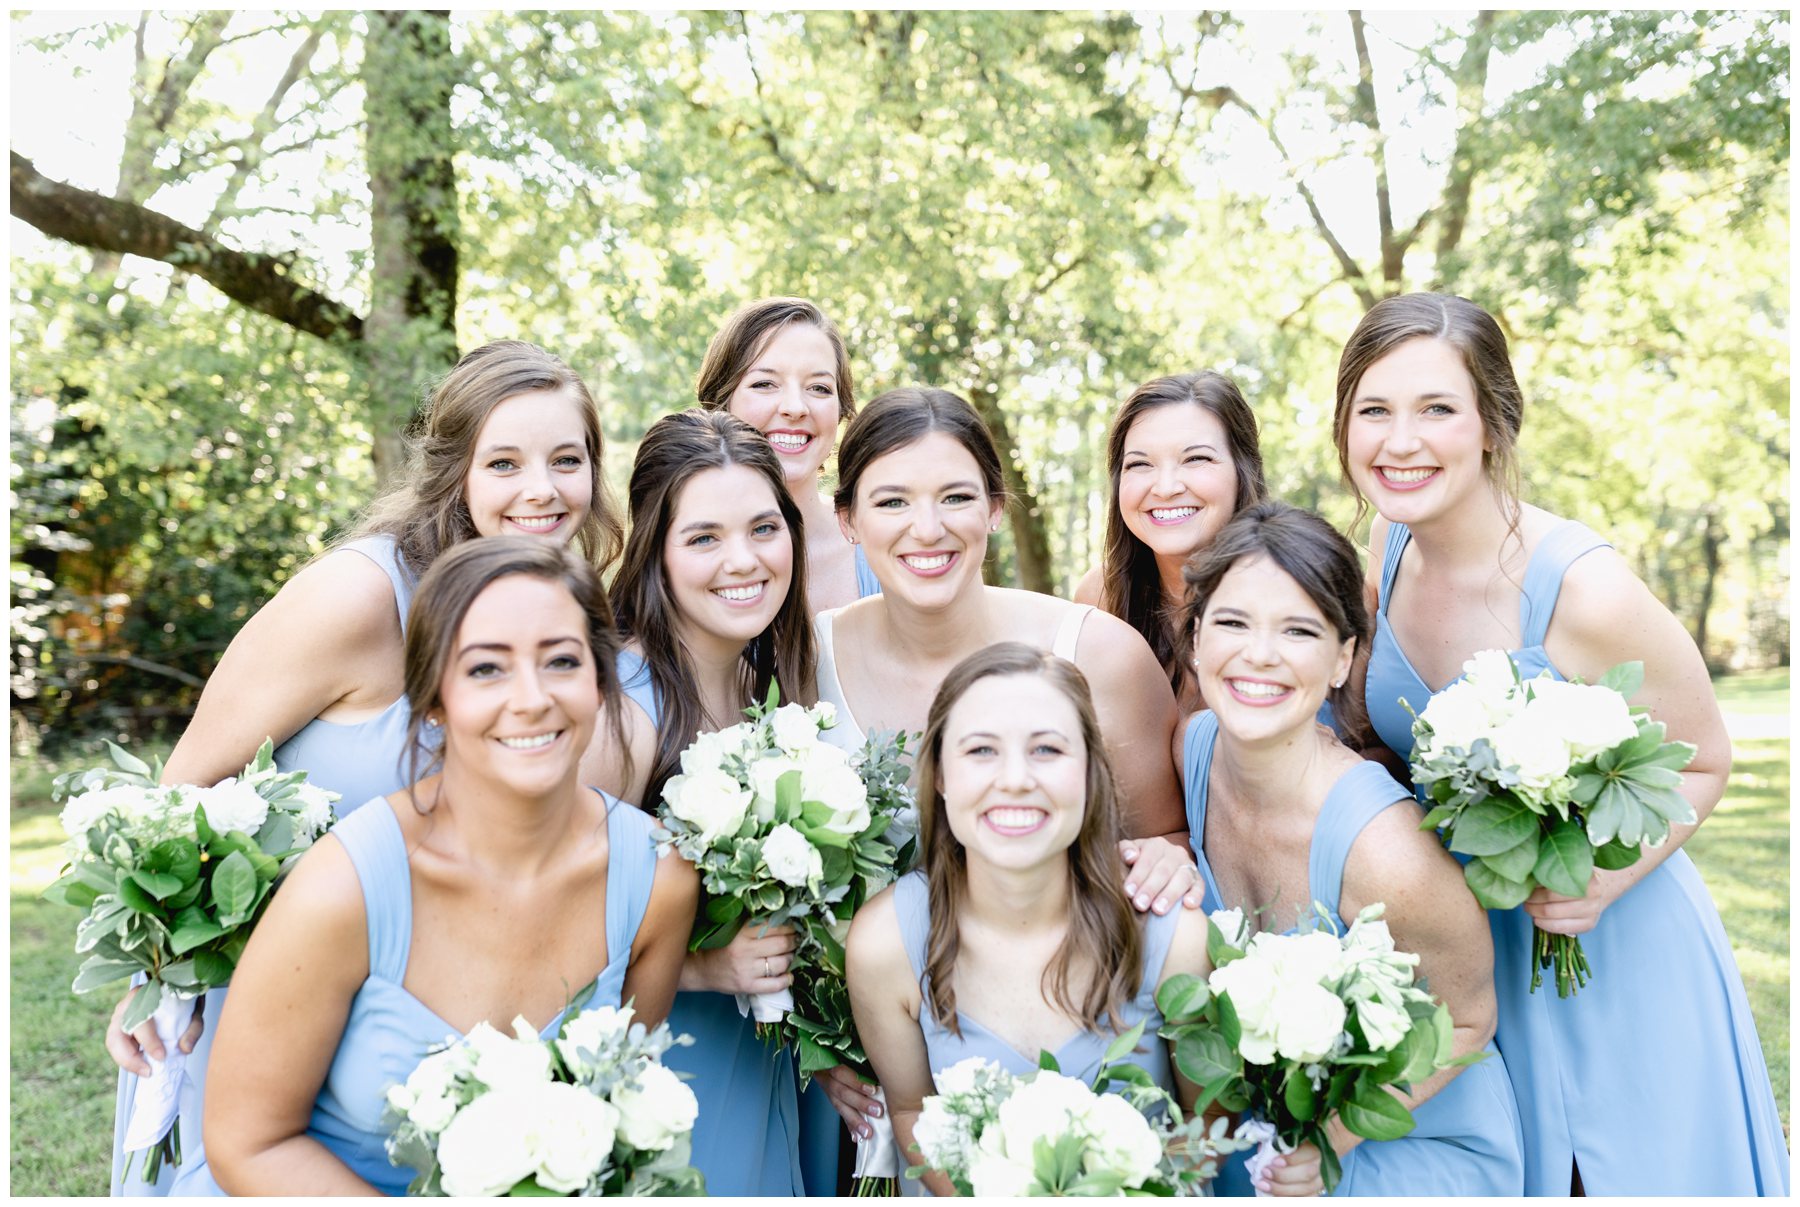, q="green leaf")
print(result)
[1597,661,1644,698]
[143,839,202,887]
[796,1032,840,1078]
[1445,796,1541,856]
[170,916,227,955]
[129,869,184,901]
[504,1177,563,1196]
[120,980,163,1033]
[255,813,295,857]
[1284,1067,1317,1122]
[775,769,802,824]
[105,740,154,779]
[1340,1081,1416,1142]
[71,956,141,994]
[166,878,205,910]
[1170,1025,1238,1088]
[209,850,258,919]
[1463,859,1533,910]
[1482,831,1542,882]
[1533,819,1594,897]
[117,876,161,914]
[1154,973,1210,1022]
[194,804,216,846]
[1592,837,1642,870]
[1101,1018,1147,1067]
[1038,1049,1061,1072]
[1215,989,1242,1048]
[159,959,202,989]
[1418,803,1457,832]
[192,948,236,985]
